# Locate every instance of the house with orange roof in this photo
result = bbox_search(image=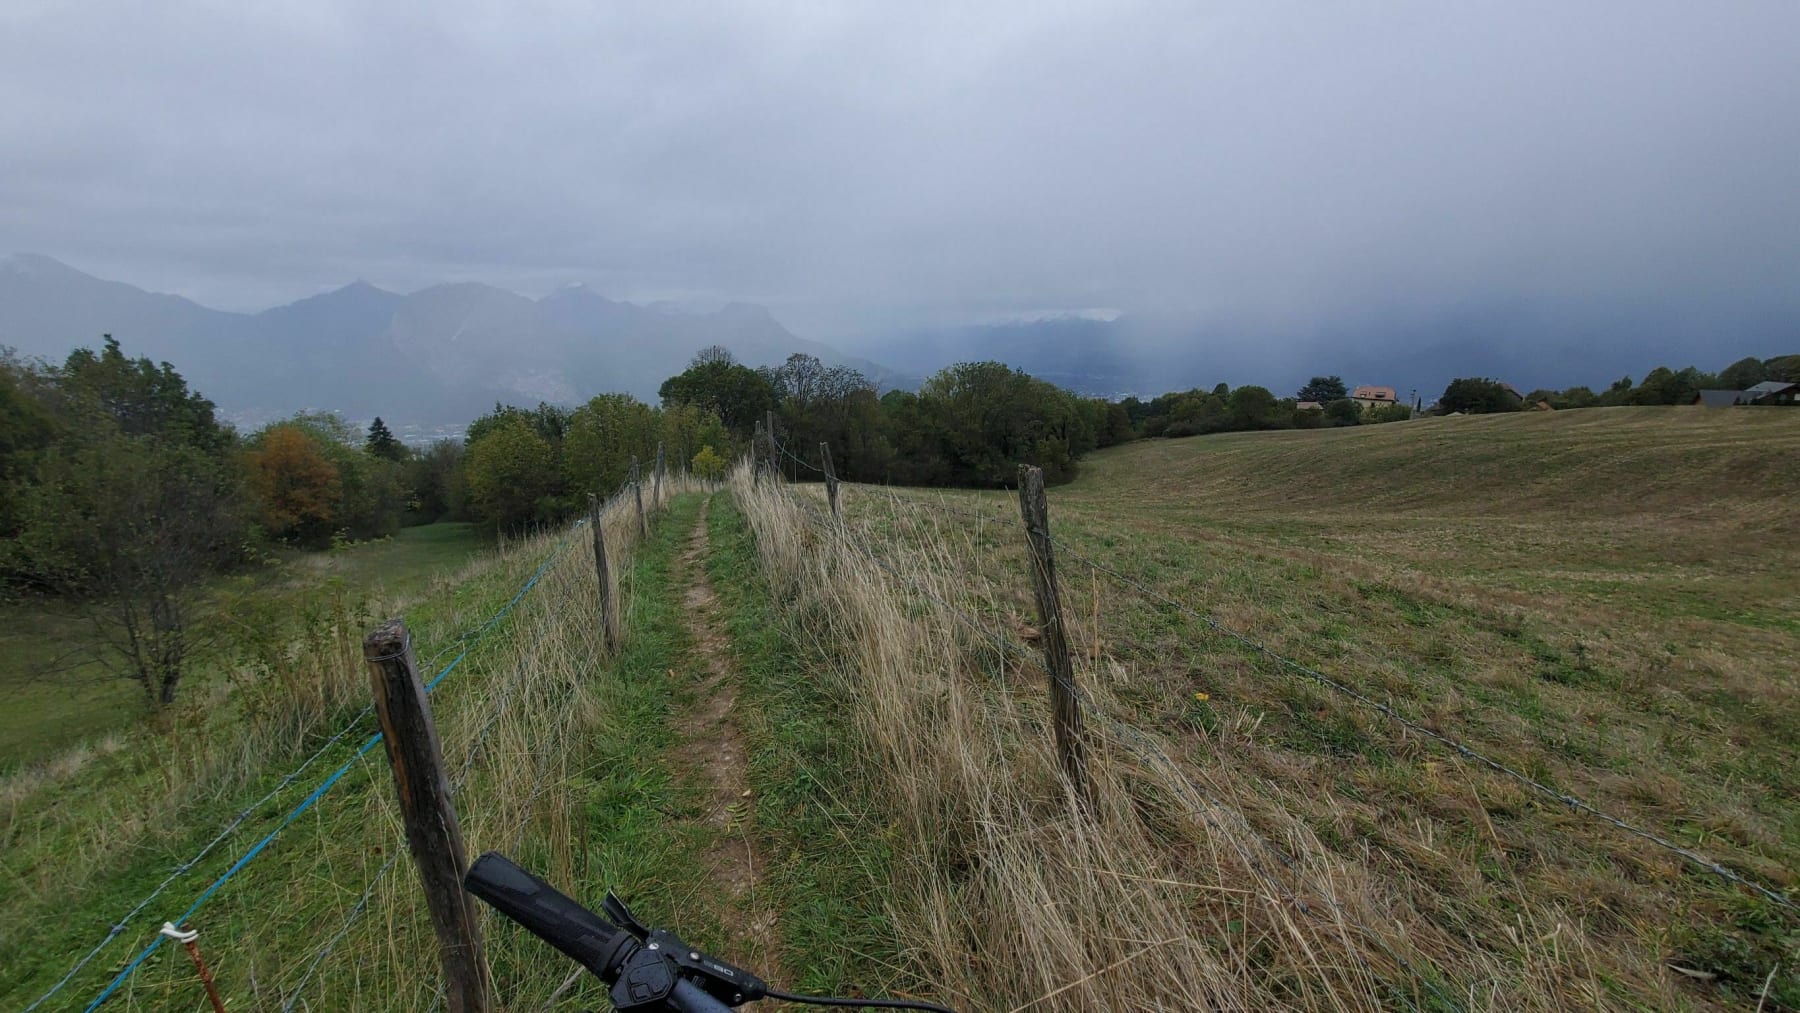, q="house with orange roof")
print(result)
[1350,385,1399,411]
